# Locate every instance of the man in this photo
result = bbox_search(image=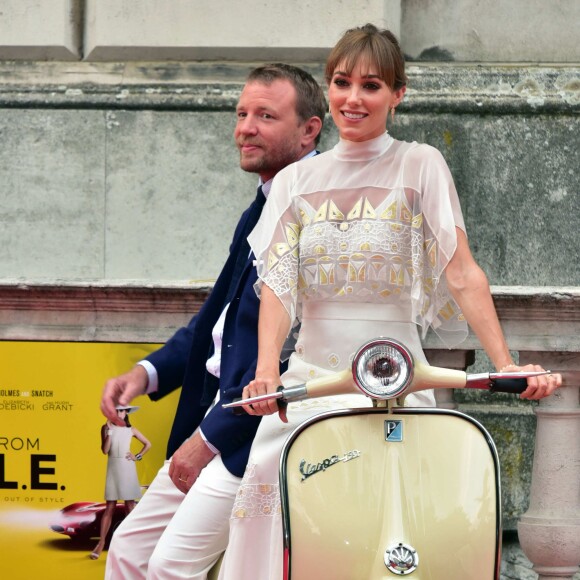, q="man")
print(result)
[100,63,326,579]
